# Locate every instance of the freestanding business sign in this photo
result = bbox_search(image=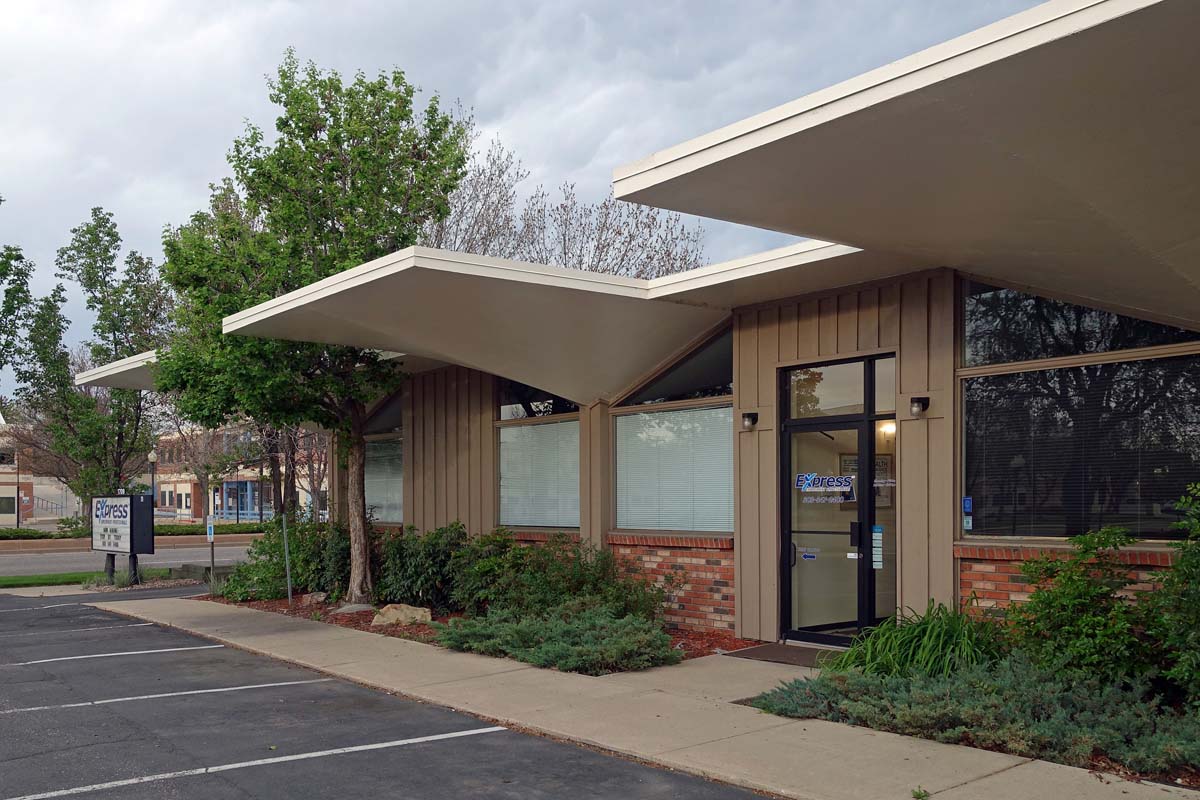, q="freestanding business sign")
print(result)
[91,495,155,555]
